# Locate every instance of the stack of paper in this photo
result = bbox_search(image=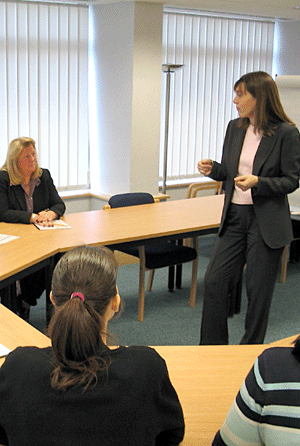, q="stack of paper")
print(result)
[0,343,11,358]
[34,220,71,230]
